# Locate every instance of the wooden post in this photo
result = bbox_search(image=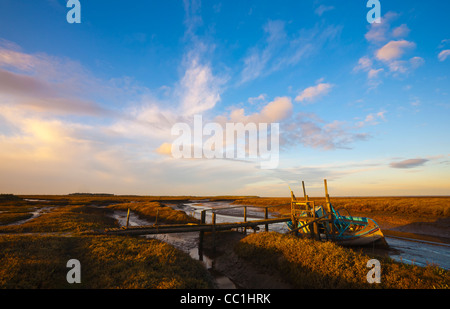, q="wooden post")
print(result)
[199,211,206,261]
[212,211,216,252]
[243,206,247,234]
[199,210,206,260]
[310,201,316,240]
[264,207,269,232]
[302,181,307,200]
[290,187,298,236]
[126,208,130,229]
[324,179,334,235]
